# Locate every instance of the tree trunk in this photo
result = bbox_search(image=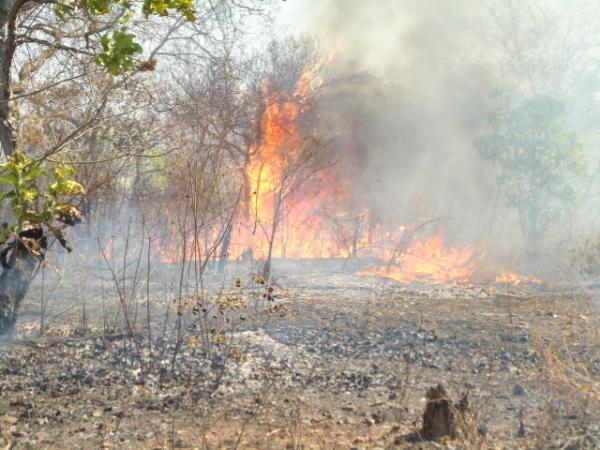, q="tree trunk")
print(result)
[519,205,543,264]
[262,239,274,280]
[0,247,38,335]
[421,384,456,440]
[0,2,37,336]
[352,215,362,258]
[0,1,18,158]
[421,384,474,442]
[262,190,283,280]
[217,224,232,273]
